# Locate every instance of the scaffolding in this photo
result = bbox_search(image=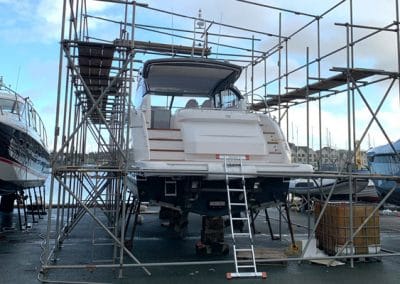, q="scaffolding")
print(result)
[40,0,400,282]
